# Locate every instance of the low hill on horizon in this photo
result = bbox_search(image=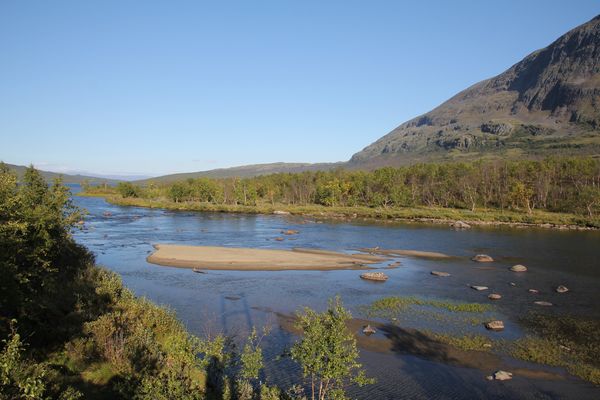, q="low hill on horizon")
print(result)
[4,163,121,185]
[135,161,344,183]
